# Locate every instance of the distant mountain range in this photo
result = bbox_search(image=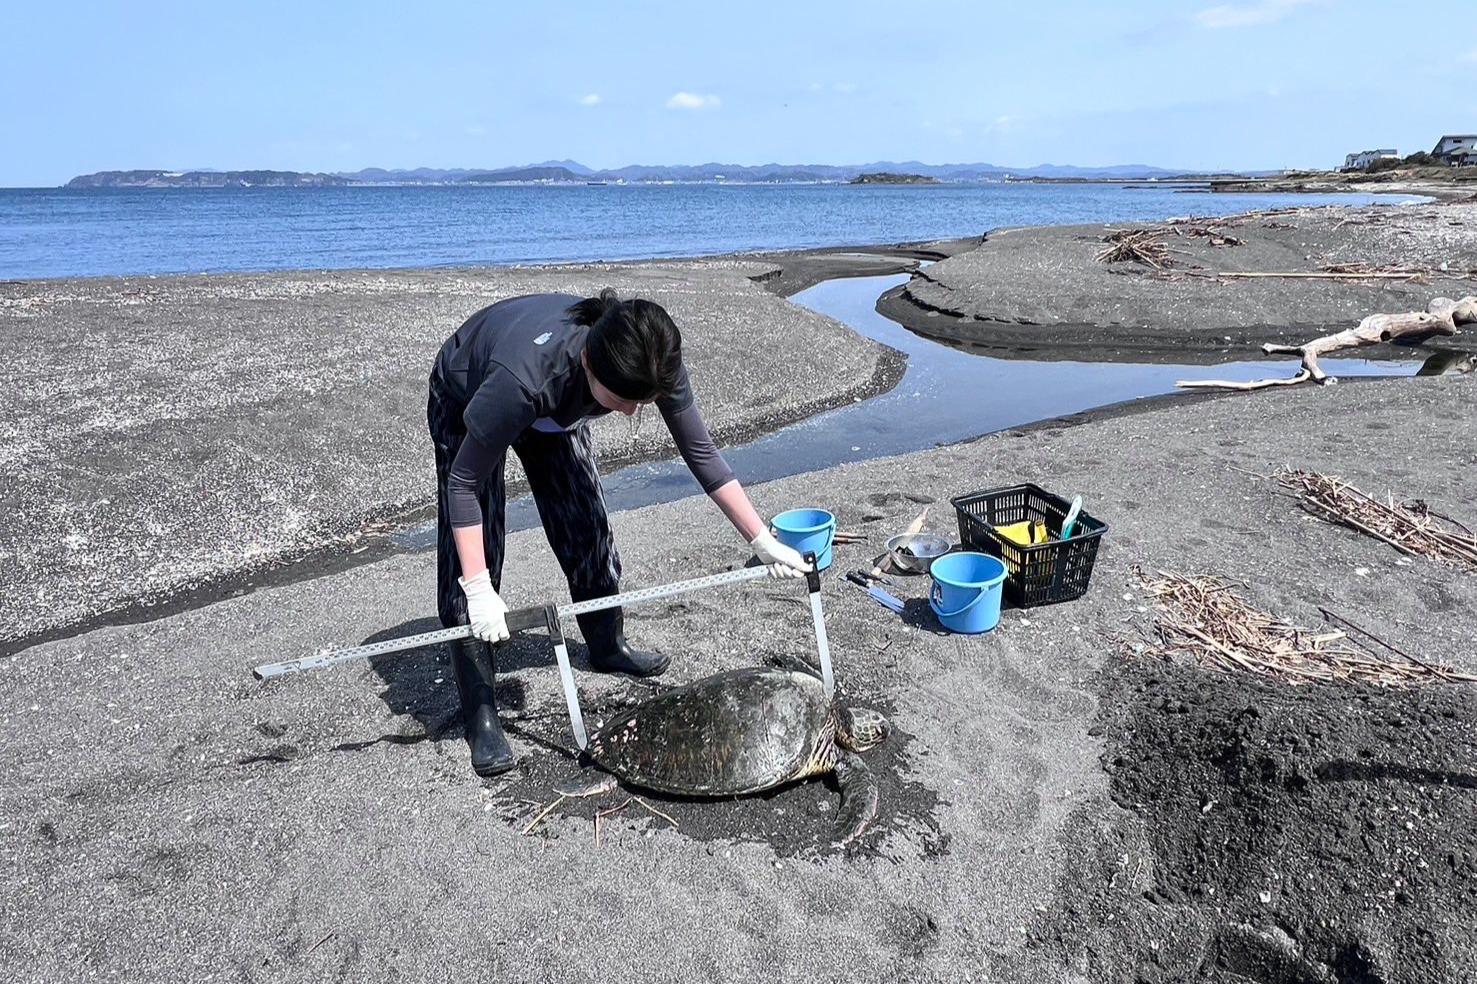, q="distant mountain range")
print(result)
[66,160,1257,188]
[337,160,1214,183]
